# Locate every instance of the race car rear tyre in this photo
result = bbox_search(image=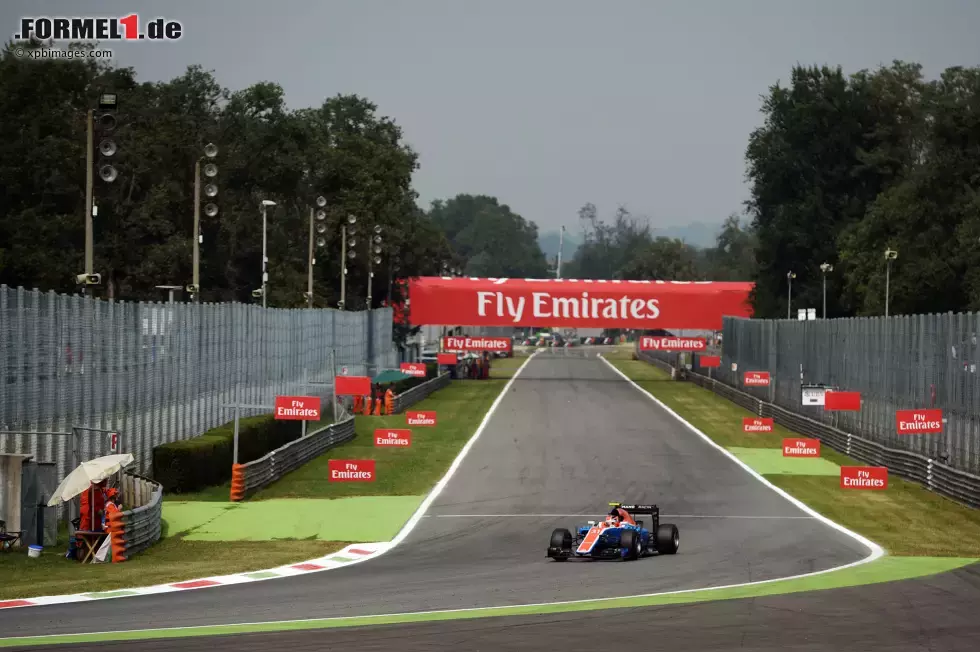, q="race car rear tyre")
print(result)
[550,528,572,561]
[656,523,679,555]
[620,530,642,560]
